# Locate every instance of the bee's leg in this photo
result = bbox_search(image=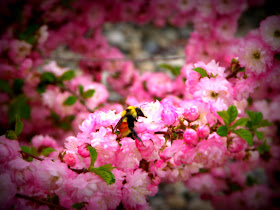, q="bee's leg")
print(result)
[129,127,144,146]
